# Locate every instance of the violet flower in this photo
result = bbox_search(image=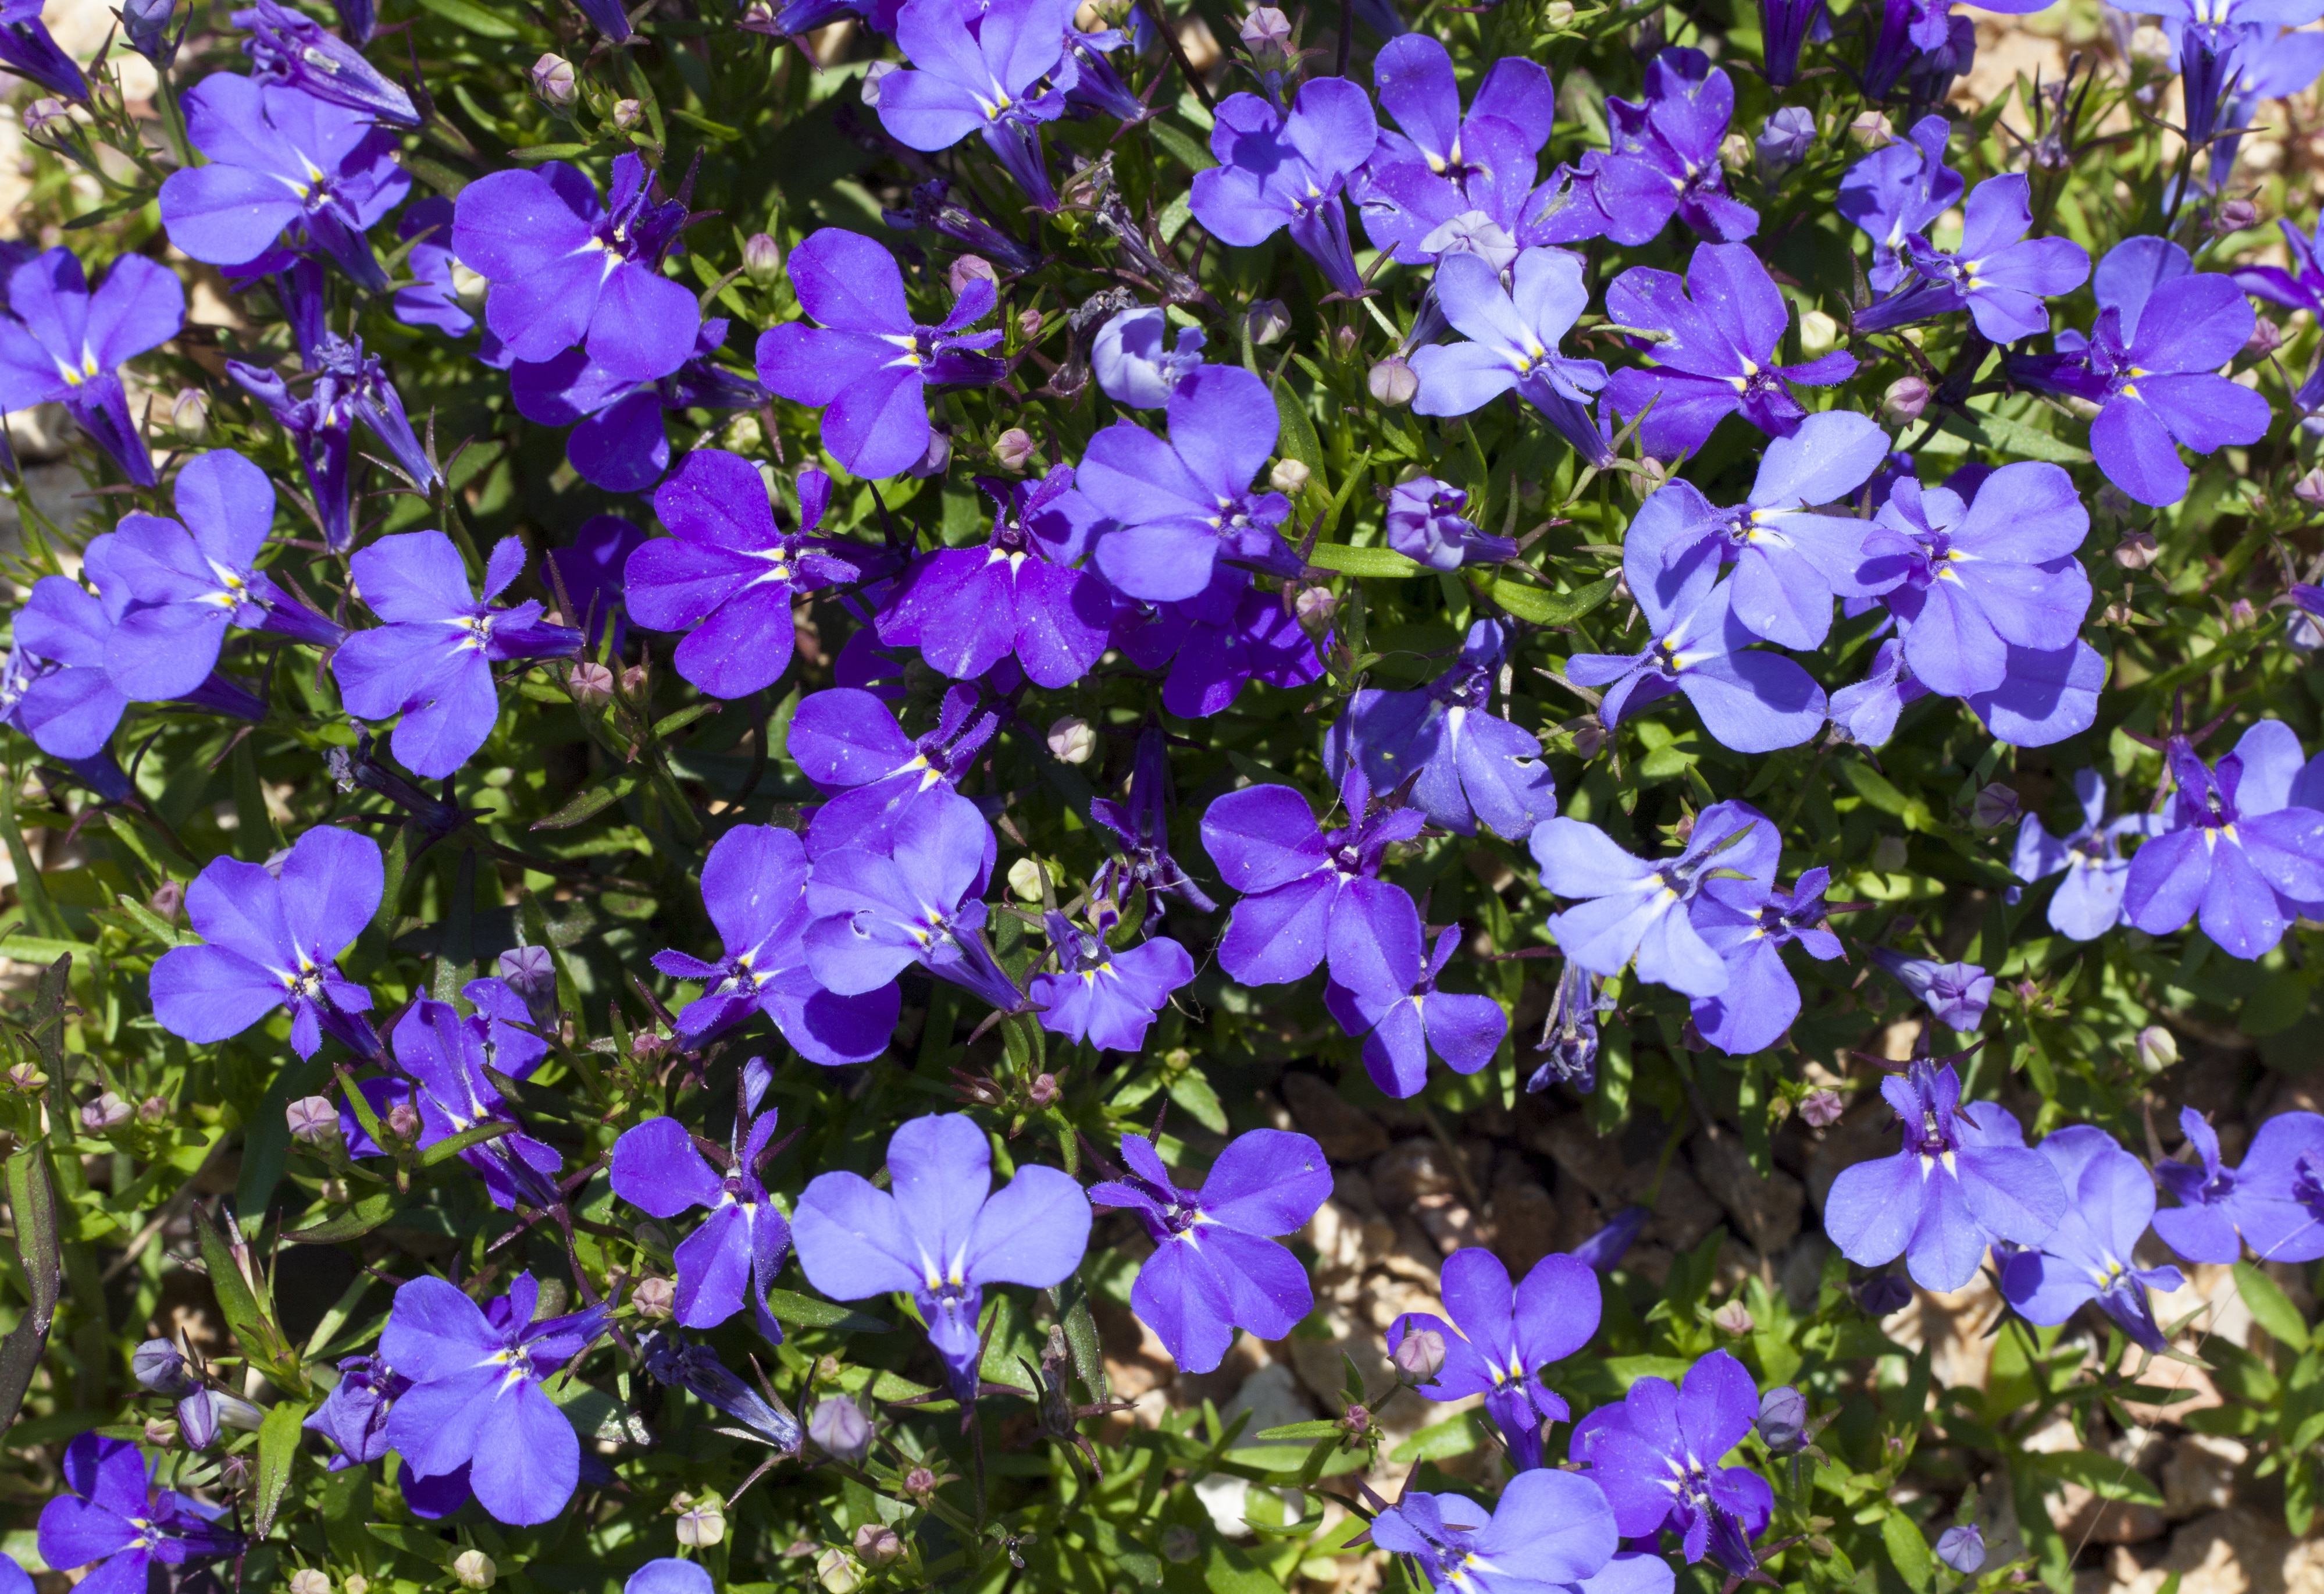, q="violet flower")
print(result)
[2122,719,2324,960]
[1371,1472,1638,1594]
[0,0,87,98]
[2154,1105,2324,1264]
[1998,1126,2186,1352]
[452,154,698,382]
[1533,49,1756,248]
[5,583,137,768]
[305,1356,402,1468]
[1410,248,1614,468]
[786,684,999,859]
[380,1272,610,1527]
[877,0,1078,211]
[1869,948,1994,1030]
[1110,564,1324,718]
[1091,307,1207,408]
[1029,911,1195,1053]
[2234,213,2324,321]
[1385,478,1516,570]
[1603,242,1861,460]
[1852,174,2090,343]
[1352,34,1555,266]
[1090,725,1217,911]
[793,1113,1091,1399]
[755,227,1004,481]
[123,0,186,66]
[1760,0,1826,84]
[611,1080,793,1340]
[36,1435,238,1592]
[804,795,1025,1015]
[1837,113,1963,293]
[234,0,417,125]
[1830,621,2107,751]
[547,514,647,650]
[1190,77,1381,297]
[1088,1129,1330,1372]
[511,317,767,493]
[568,0,633,37]
[1388,1247,1598,1469]
[159,74,408,290]
[392,196,493,346]
[1325,921,1508,1097]
[1530,959,1610,1094]
[1573,1349,1770,1577]
[2011,769,2163,941]
[652,823,899,1066]
[148,824,383,1059]
[882,177,1043,277]
[1063,20,1149,123]
[0,247,183,488]
[624,451,861,700]
[641,1333,803,1452]
[228,328,436,552]
[341,996,561,1211]
[1689,867,1844,1056]
[1823,1058,2068,1292]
